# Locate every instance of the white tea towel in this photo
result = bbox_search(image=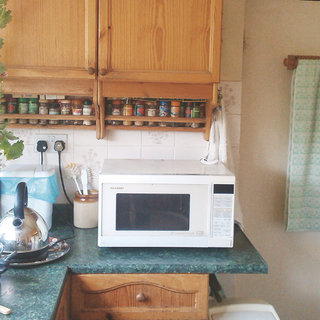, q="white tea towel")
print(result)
[201,103,243,226]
